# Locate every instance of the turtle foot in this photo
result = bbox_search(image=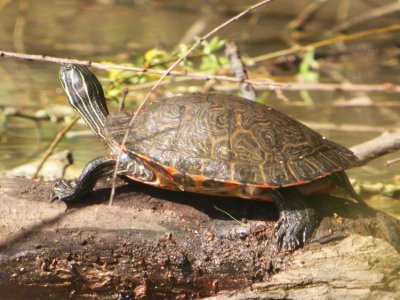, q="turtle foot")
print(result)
[51,179,80,203]
[274,207,318,251]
